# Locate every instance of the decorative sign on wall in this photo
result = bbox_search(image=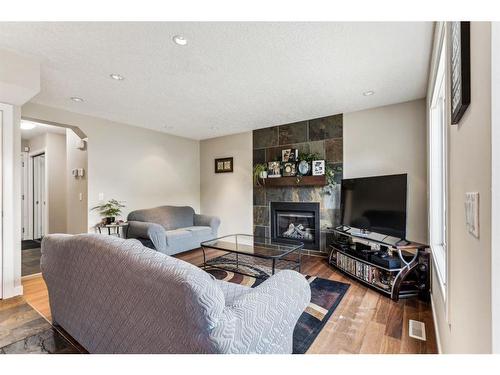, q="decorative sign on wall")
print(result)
[215,157,233,173]
[450,21,471,125]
